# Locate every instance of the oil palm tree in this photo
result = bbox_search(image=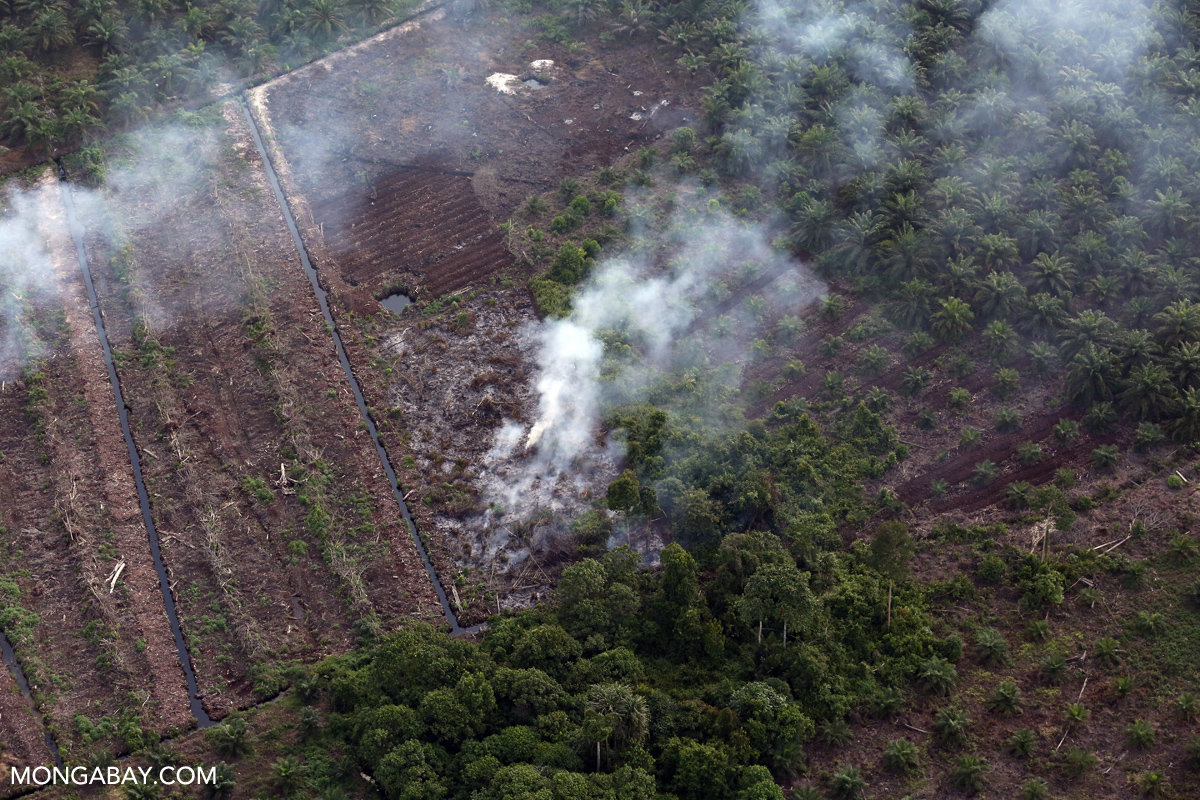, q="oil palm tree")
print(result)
[830,211,885,274]
[982,320,1016,360]
[928,175,979,213]
[979,192,1017,234]
[932,207,982,256]
[60,80,102,114]
[1026,252,1076,297]
[351,0,396,25]
[1020,292,1068,337]
[1028,341,1059,377]
[789,197,835,252]
[181,5,210,39]
[1087,274,1121,307]
[1146,187,1193,238]
[611,1,651,38]
[931,296,974,342]
[886,190,927,228]
[1156,299,1200,348]
[1061,186,1109,233]
[944,254,980,298]
[890,279,934,328]
[1167,387,1200,442]
[302,0,349,39]
[1105,215,1147,253]
[221,16,262,50]
[1119,329,1161,371]
[58,105,99,142]
[1170,342,1200,390]
[979,268,1027,319]
[976,233,1020,272]
[1061,310,1118,361]
[0,100,46,142]
[1066,345,1120,405]
[1119,363,1176,421]
[28,7,74,51]
[85,13,127,55]
[880,223,937,283]
[1049,119,1099,171]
